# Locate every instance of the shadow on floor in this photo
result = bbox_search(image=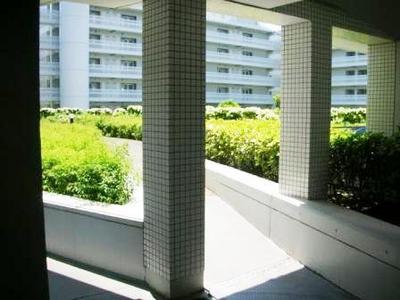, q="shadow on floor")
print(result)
[48,271,144,300]
[223,268,358,300]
